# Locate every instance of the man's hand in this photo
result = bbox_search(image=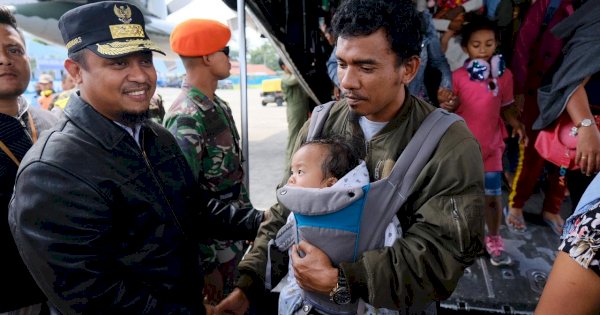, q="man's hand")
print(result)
[291,240,338,295]
[215,288,249,315]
